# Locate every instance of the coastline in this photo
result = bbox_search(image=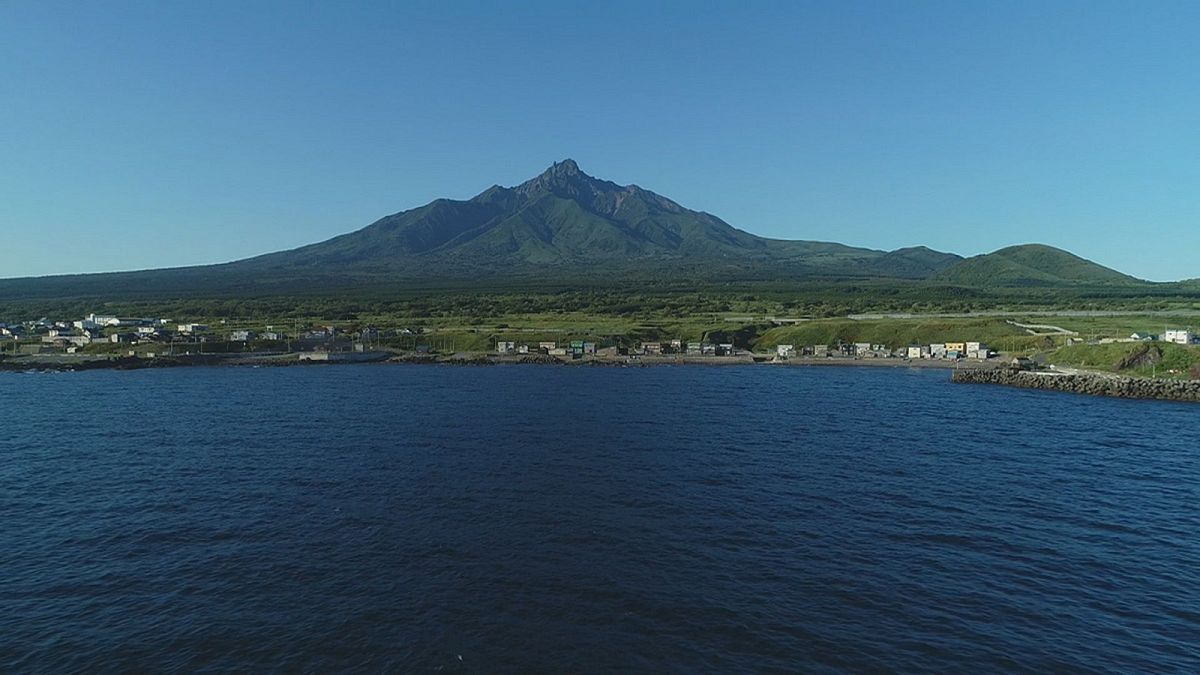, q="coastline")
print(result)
[6,351,1197,403]
[0,351,999,372]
